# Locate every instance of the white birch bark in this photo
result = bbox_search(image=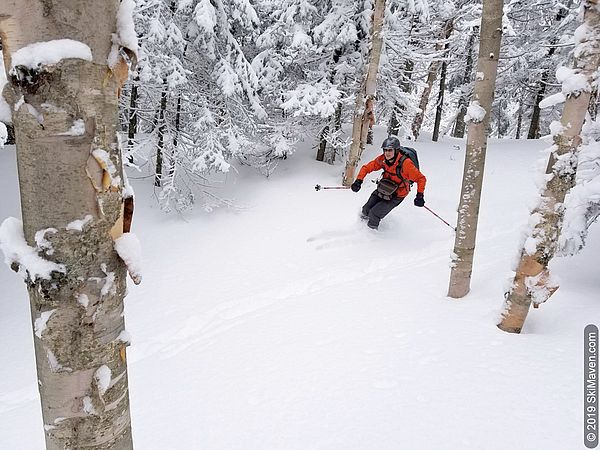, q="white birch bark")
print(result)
[498,0,600,333]
[342,0,386,186]
[0,1,134,448]
[447,0,504,298]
